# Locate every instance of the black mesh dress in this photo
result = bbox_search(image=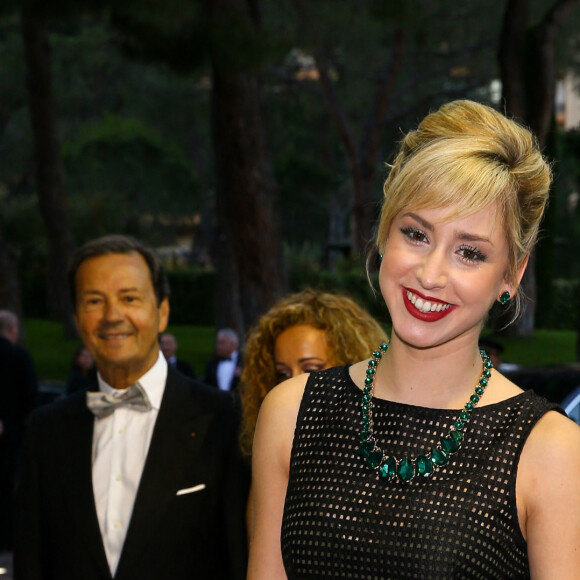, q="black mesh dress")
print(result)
[281,365,563,579]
